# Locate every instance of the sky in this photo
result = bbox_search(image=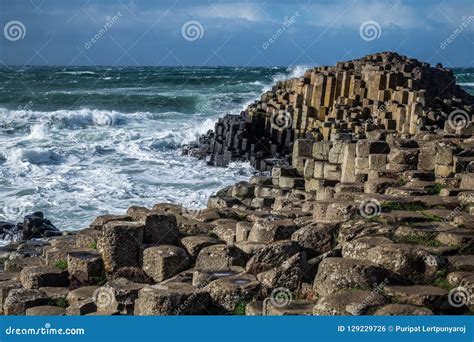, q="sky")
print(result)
[0,0,473,68]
